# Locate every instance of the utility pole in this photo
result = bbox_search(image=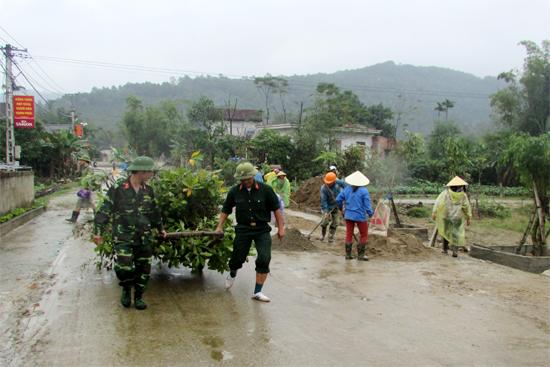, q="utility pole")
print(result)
[1,44,27,164]
[70,110,76,134]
